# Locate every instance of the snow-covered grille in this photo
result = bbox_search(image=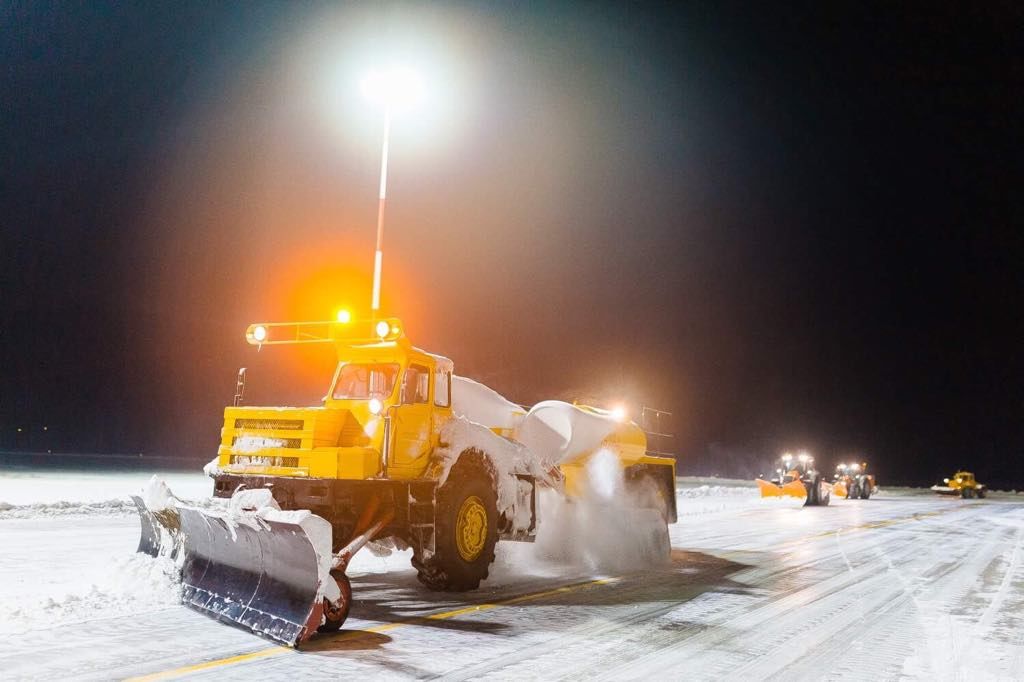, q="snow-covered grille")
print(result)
[232,436,301,449]
[234,418,304,430]
[229,455,300,467]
